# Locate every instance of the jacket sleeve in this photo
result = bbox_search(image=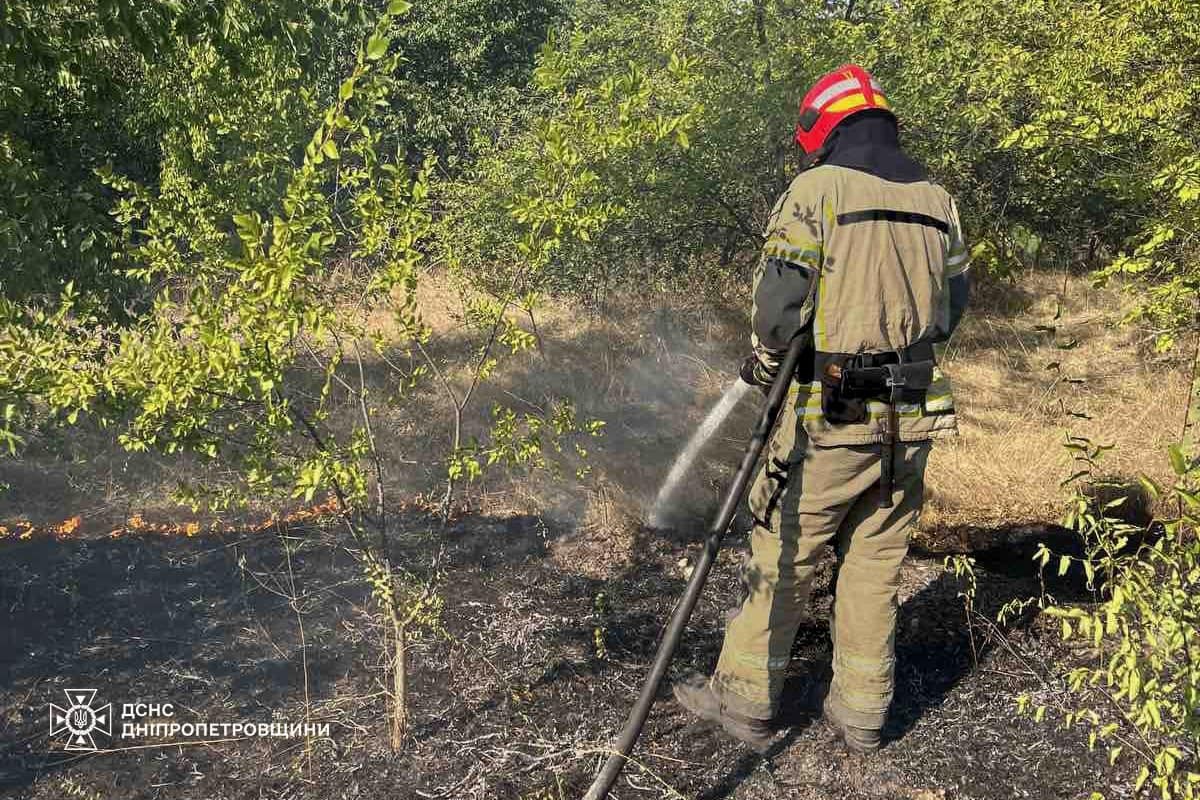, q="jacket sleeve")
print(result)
[946,272,970,337]
[750,182,822,380]
[942,196,971,339]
